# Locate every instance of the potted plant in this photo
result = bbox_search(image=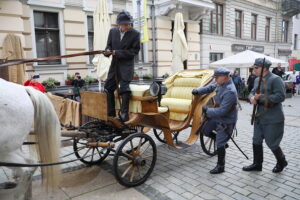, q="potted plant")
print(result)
[42,78,59,89]
[65,74,74,85]
[142,73,153,80]
[133,71,139,80]
[162,73,170,79]
[84,75,94,84]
